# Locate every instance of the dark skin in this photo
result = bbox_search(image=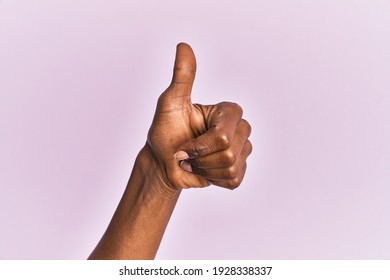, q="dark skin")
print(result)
[88,43,252,259]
